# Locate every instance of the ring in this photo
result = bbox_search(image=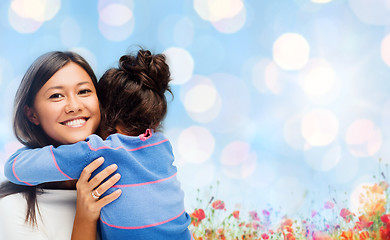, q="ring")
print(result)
[92,189,101,200]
